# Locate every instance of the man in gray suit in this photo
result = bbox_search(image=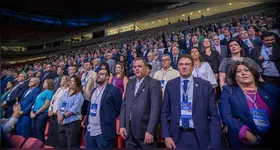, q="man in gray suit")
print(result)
[119,57,162,148]
[106,52,116,75]
[213,35,229,61]
[147,52,162,77]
